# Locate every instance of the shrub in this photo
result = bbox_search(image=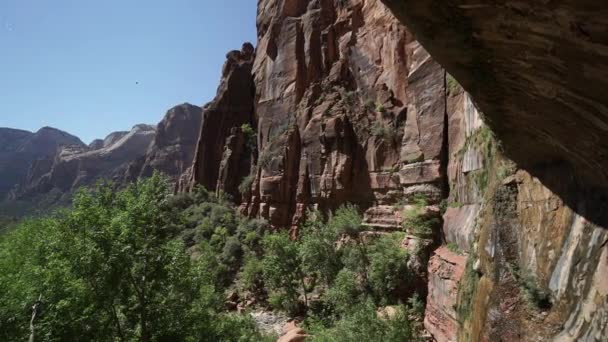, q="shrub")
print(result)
[261,232,307,313]
[364,99,376,111]
[329,204,363,237]
[241,123,255,137]
[402,195,439,239]
[370,121,398,142]
[447,73,460,93]
[509,264,552,310]
[447,242,462,254]
[368,233,410,303]
[239,174,255,194]
[311,302,422,342]
[299,210,342,285]
[240,256,265,295]
[326,269,363,315]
